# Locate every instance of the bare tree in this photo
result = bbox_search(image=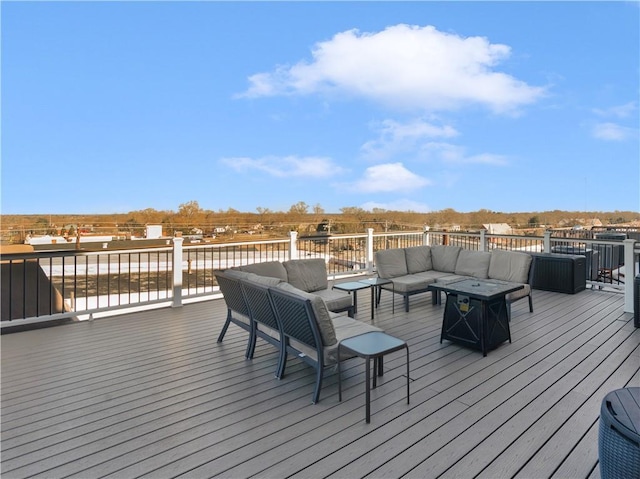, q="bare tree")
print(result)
[289,201,309,215]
